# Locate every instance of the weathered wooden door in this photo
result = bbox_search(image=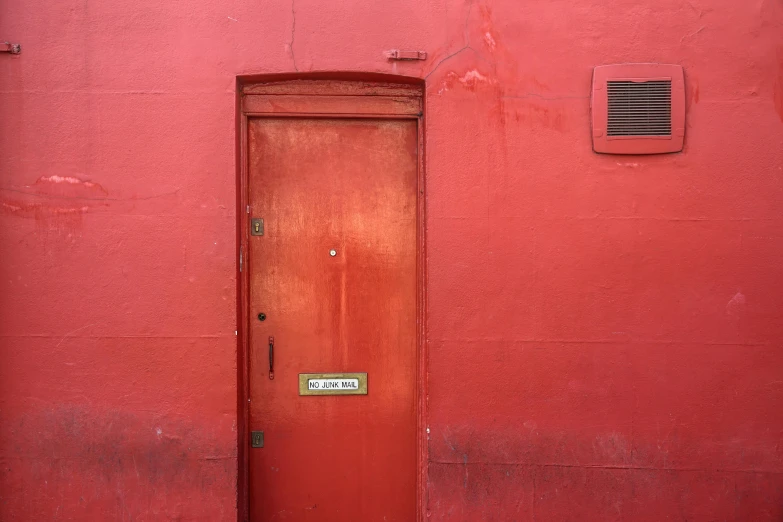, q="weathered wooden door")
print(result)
[246,116,418,521]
